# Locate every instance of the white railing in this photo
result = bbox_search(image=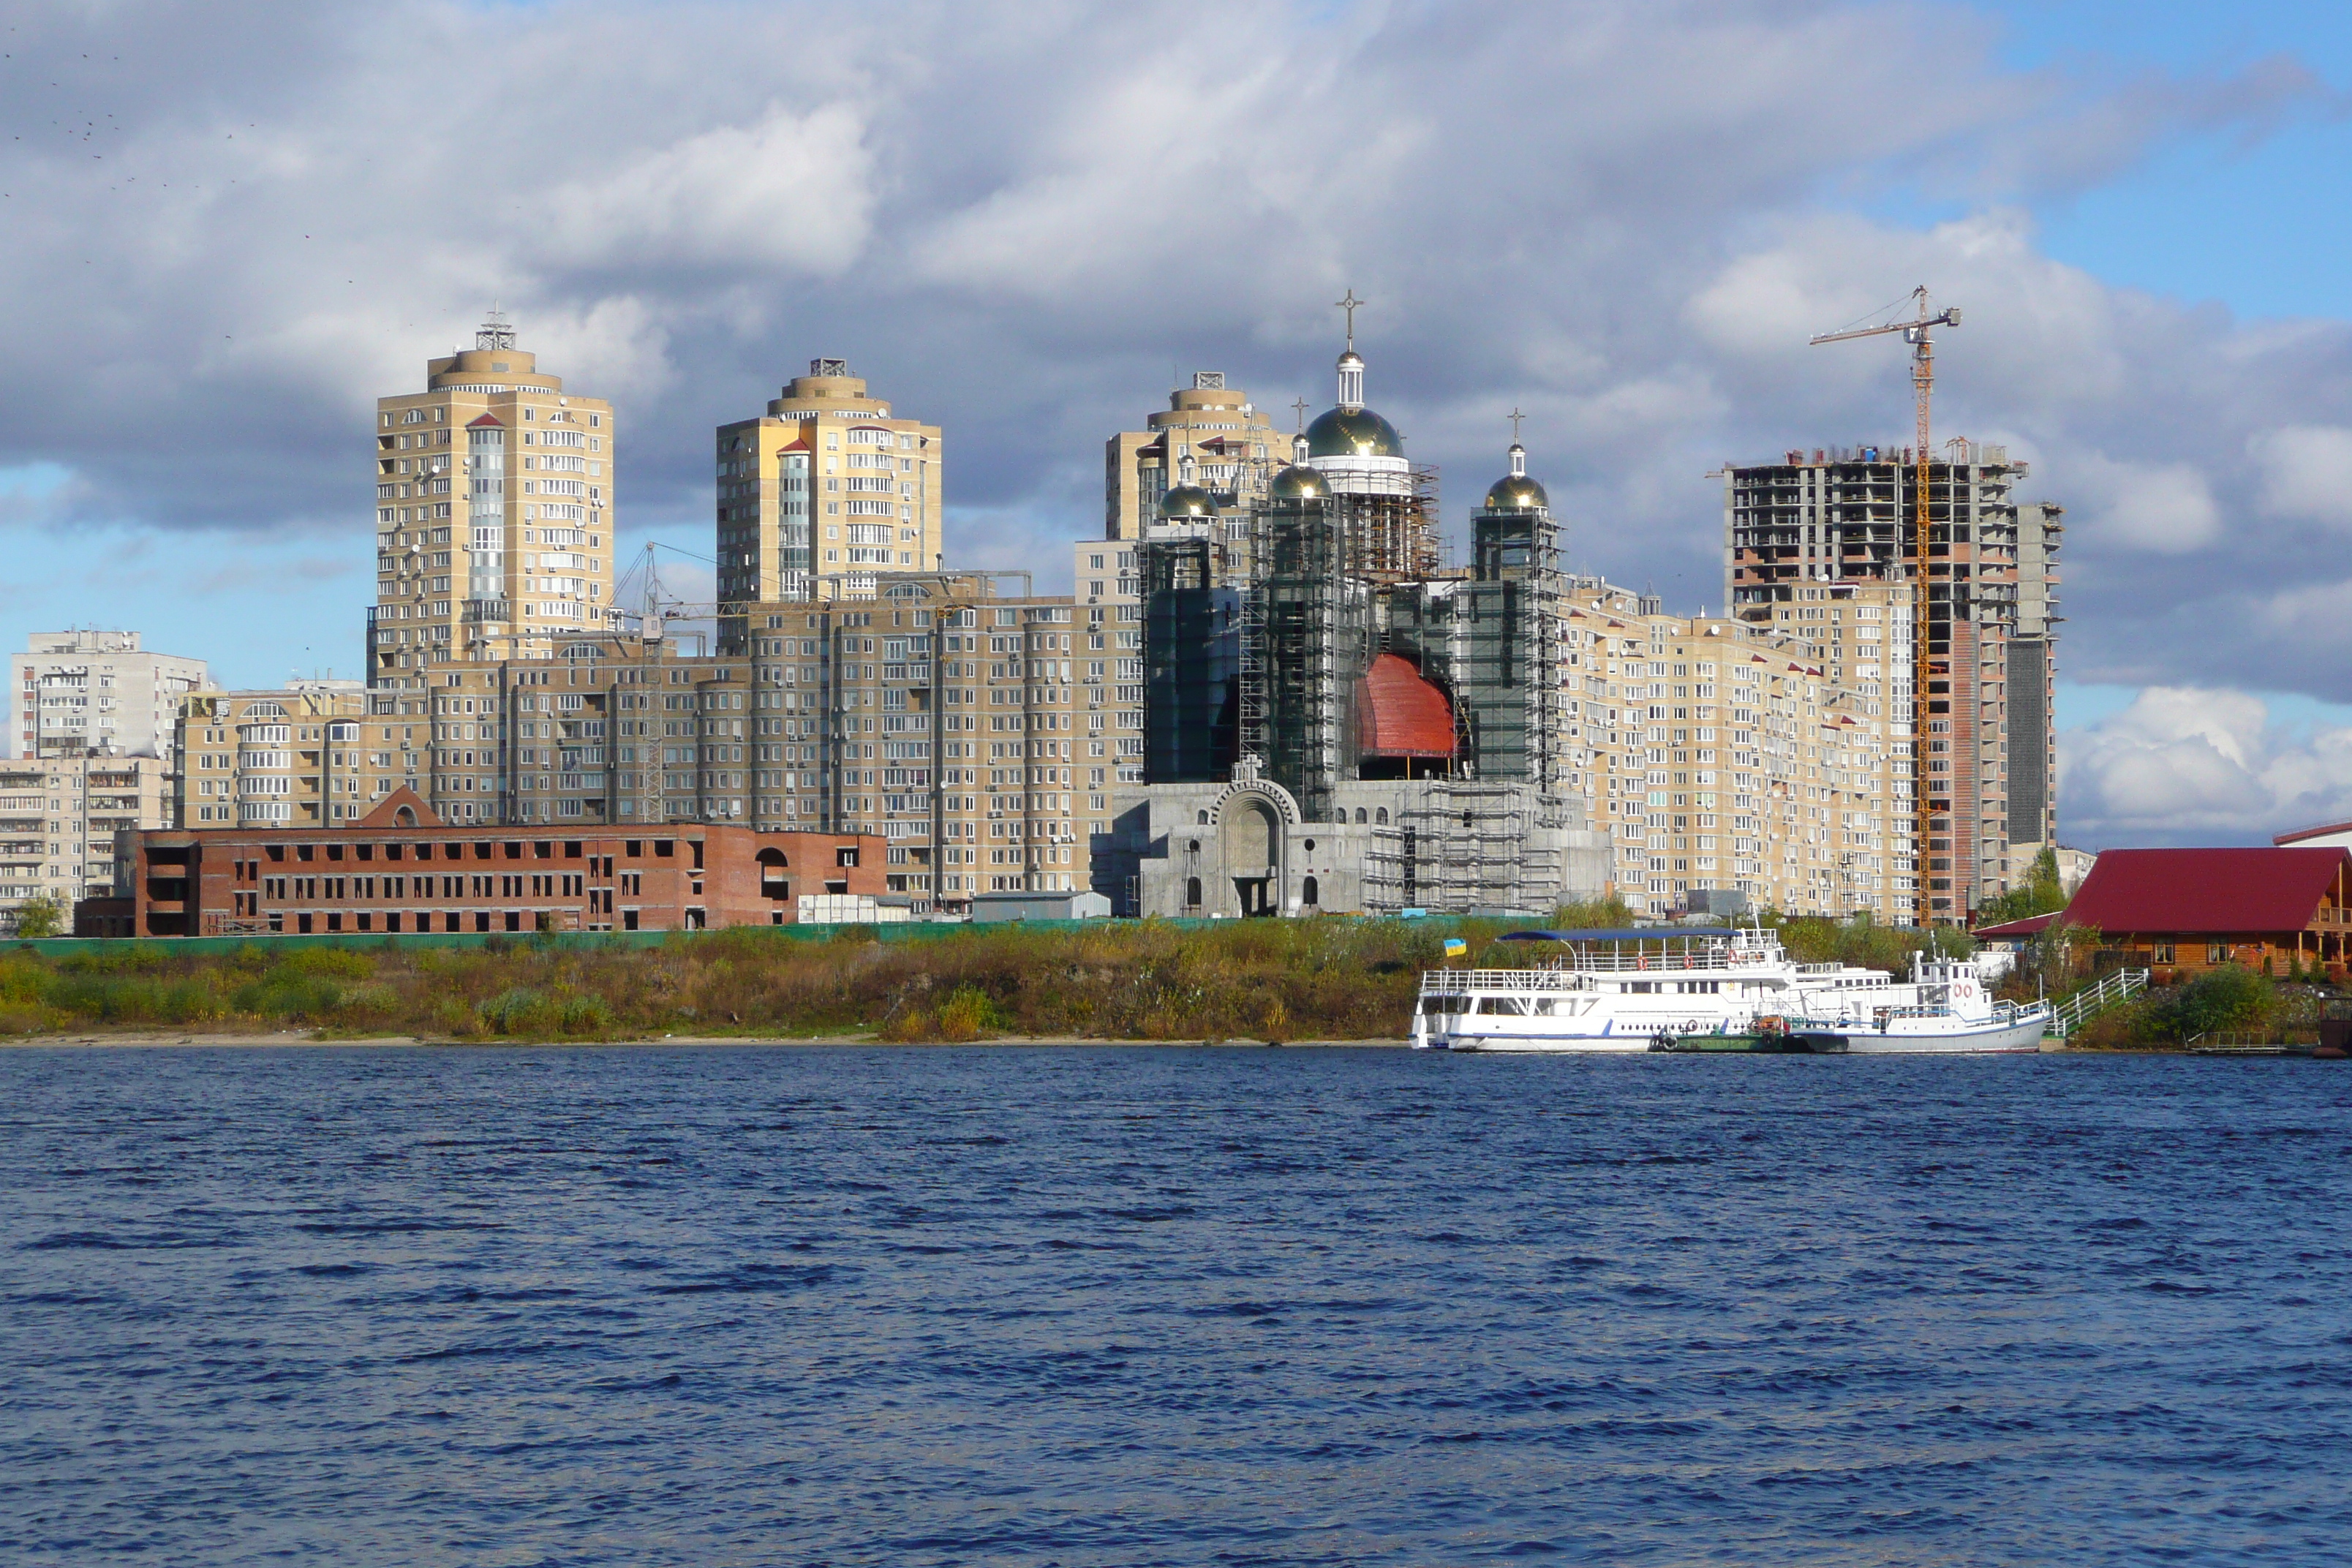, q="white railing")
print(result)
[2049,968,2149,1039]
